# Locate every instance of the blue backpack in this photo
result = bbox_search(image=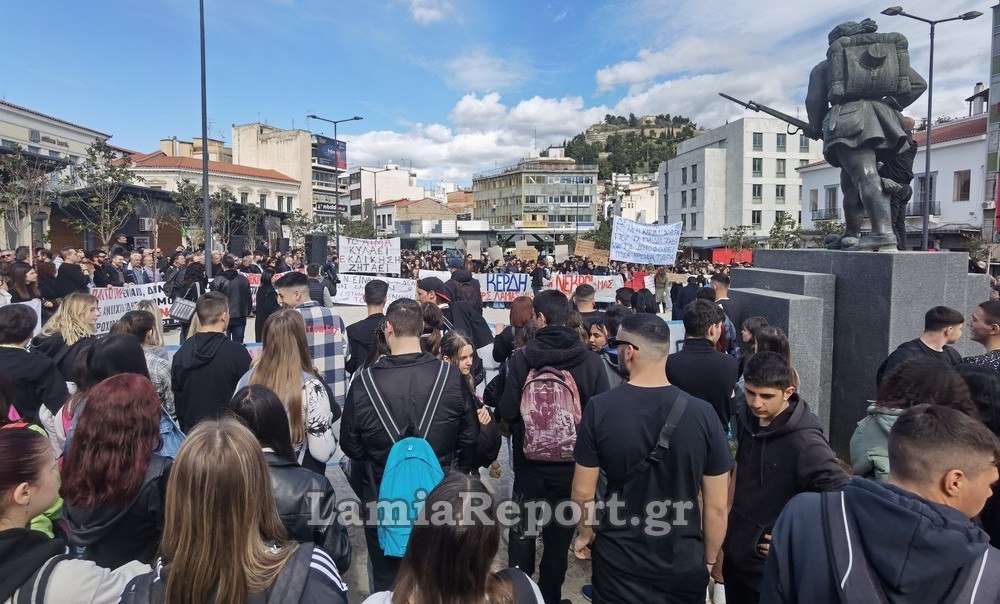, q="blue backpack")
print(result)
[359,362,449,558]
